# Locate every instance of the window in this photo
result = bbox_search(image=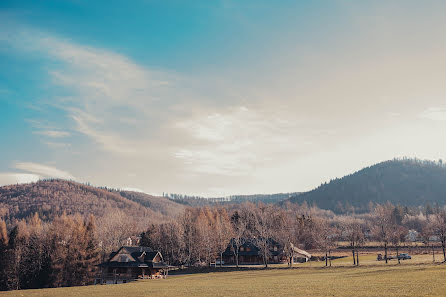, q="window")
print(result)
[119,255,130,262]
[240,247,244,252]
